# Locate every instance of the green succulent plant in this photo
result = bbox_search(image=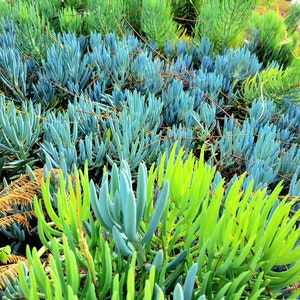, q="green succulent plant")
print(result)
[14,146,300,299]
